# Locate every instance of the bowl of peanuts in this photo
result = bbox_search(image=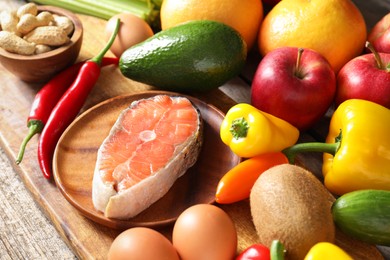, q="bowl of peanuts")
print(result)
[0,3,83,83]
